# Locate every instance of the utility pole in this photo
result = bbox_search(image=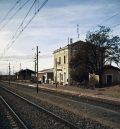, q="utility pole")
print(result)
[34,55,37,80]
[13,66,14,75]
[13,66,14,81]
[36,46,39,93]
[55,60,60,88]
[55,59,57,88]
[9,63,11,86]
[20,63,21,71]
